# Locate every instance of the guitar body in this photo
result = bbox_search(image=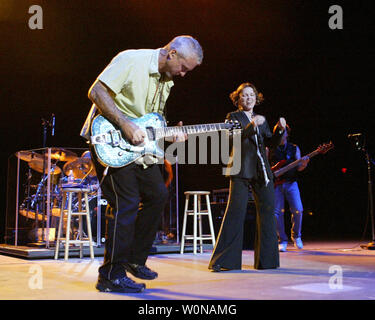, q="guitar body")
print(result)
[91,112,166,168]
[274,177,287,187]
[272,160,289,186]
